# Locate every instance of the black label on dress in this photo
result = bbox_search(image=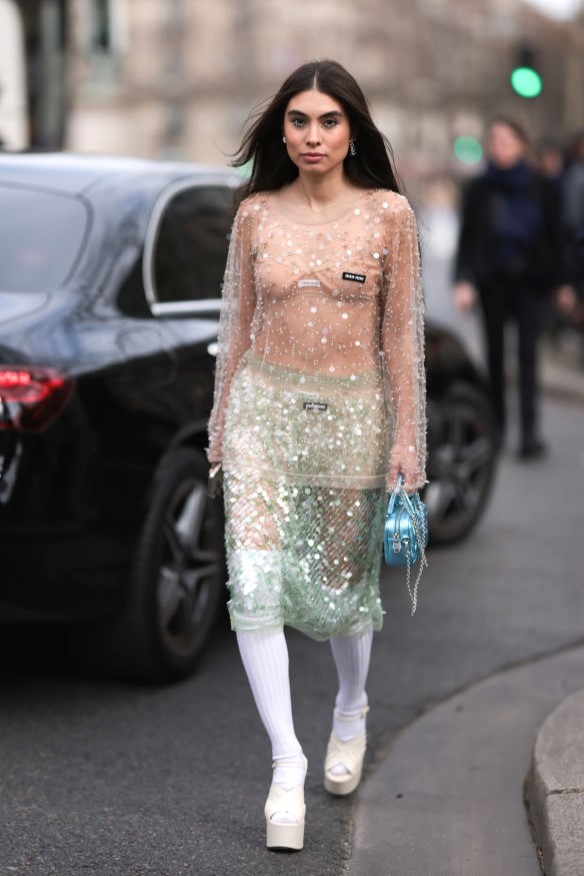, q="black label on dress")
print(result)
[303,401,328,412]
[342,271,366,283]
